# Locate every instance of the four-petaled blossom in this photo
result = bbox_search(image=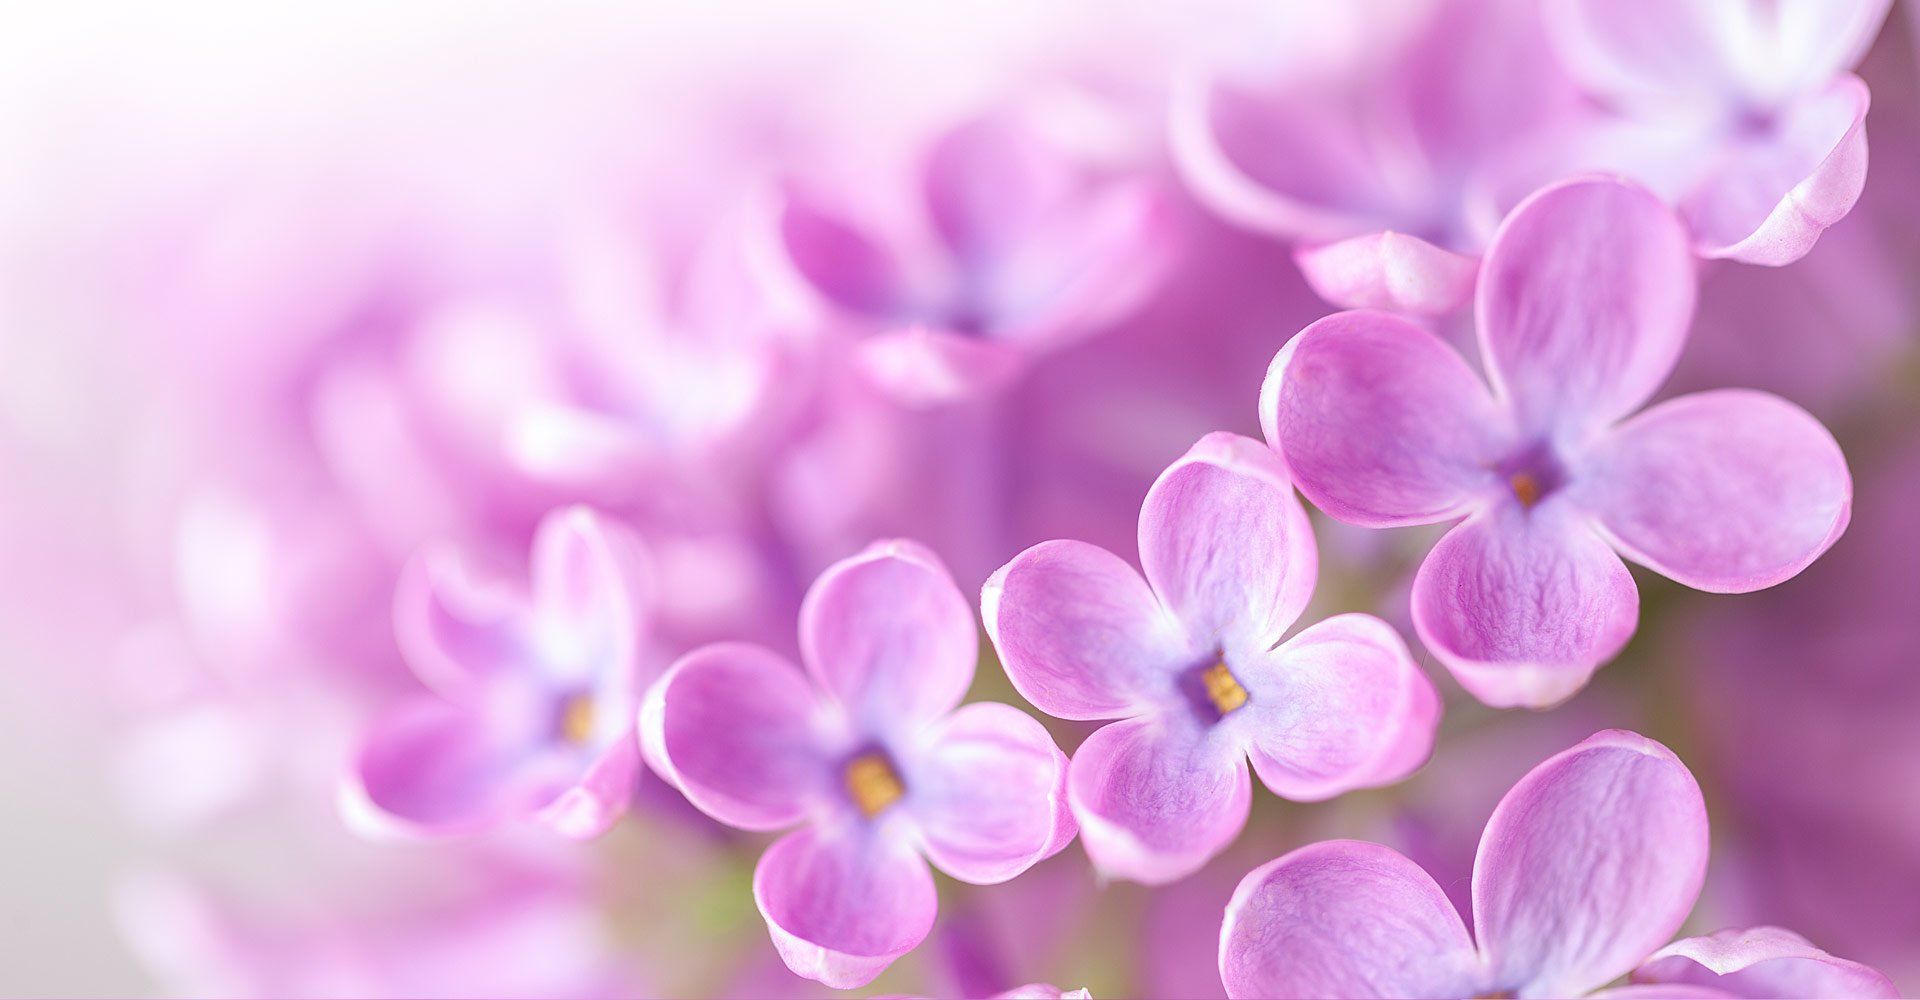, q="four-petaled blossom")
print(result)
[1219,729,1898,999]
[641,540,1075,989]
[1536,0,1889,265]
[984,432,1440,885]
[344,506,654,839]
[774,111,1170,406]
[1262,176,1851,708]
